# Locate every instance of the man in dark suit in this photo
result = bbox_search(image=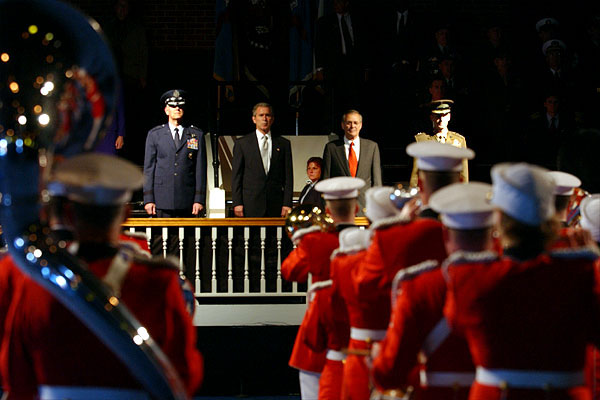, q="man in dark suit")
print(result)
[143,89,206,217]
[232,102,293,218]
[231,103,294,292]
[322,110,382,214]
